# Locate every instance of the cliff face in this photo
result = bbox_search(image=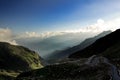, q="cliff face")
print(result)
[0,42,43,78]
